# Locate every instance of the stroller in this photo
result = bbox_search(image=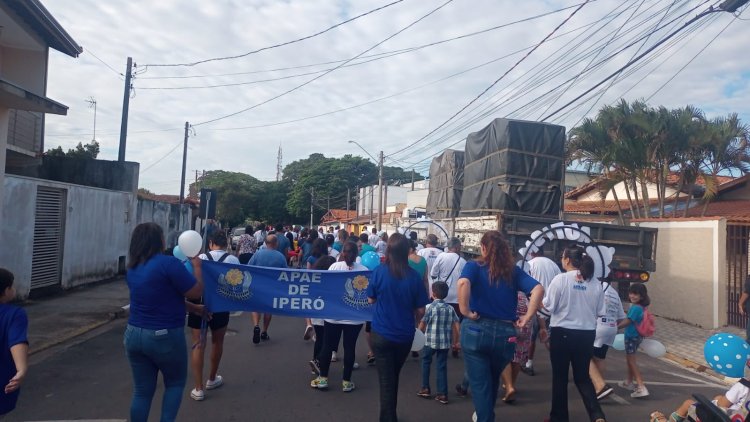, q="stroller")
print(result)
[687,393,742,422]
